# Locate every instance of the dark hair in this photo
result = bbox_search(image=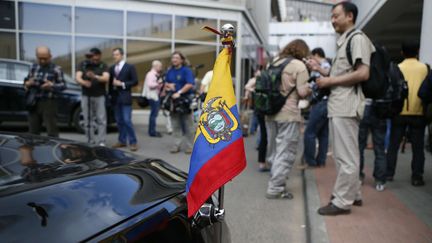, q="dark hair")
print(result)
[89,47,101,55]
[113,47,124,55]
[279,39,310,60]
[311,47,326,58]
[401,41,419,58]
[333,1,358,24]
[172,51,186,61]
